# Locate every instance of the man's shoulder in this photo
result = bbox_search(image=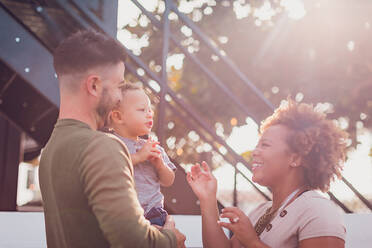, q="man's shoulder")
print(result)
[90,131,129,151]
[78,132,132,173]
